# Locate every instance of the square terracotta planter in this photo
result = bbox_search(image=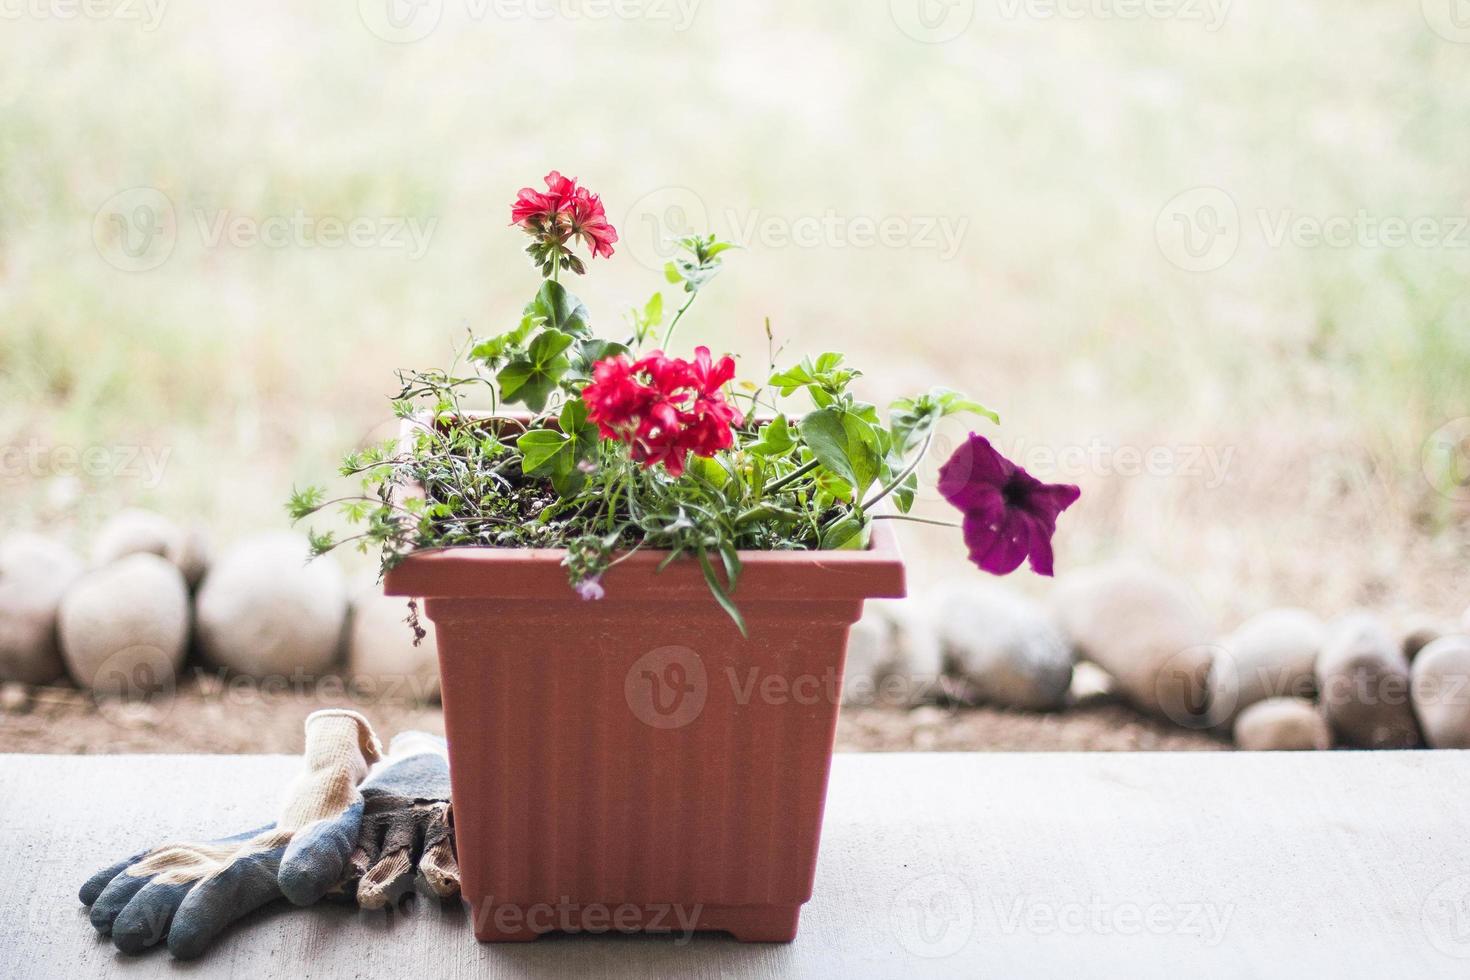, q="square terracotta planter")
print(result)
[383,523,905,942]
